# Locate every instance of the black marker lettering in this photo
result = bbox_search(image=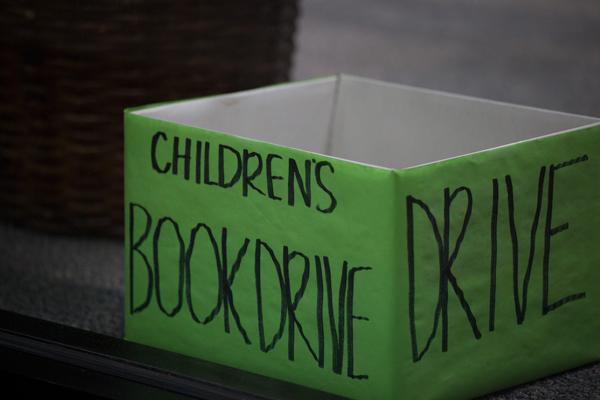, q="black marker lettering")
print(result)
[129,203,154,314]
[324,257,347,374]
[266,153,283,201]
[315,161,337,213]
[194,140,203,184]
[185,222,222,324]
[346,266,371,380]
[283,247,318,362]
[407,188,480,363]
[218,145,242,188]
[203,142,218,186]
[219,228,252,344]
[255,239,287,352]
[153,217,185,317]
[314,255,325,368]
[172,136,192,180]
[543,155,588,314]
[489,178,499,331]
[151,131,171,173]
[505,167,546,324]
[288,158,312,208]
[243,150,265,196]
